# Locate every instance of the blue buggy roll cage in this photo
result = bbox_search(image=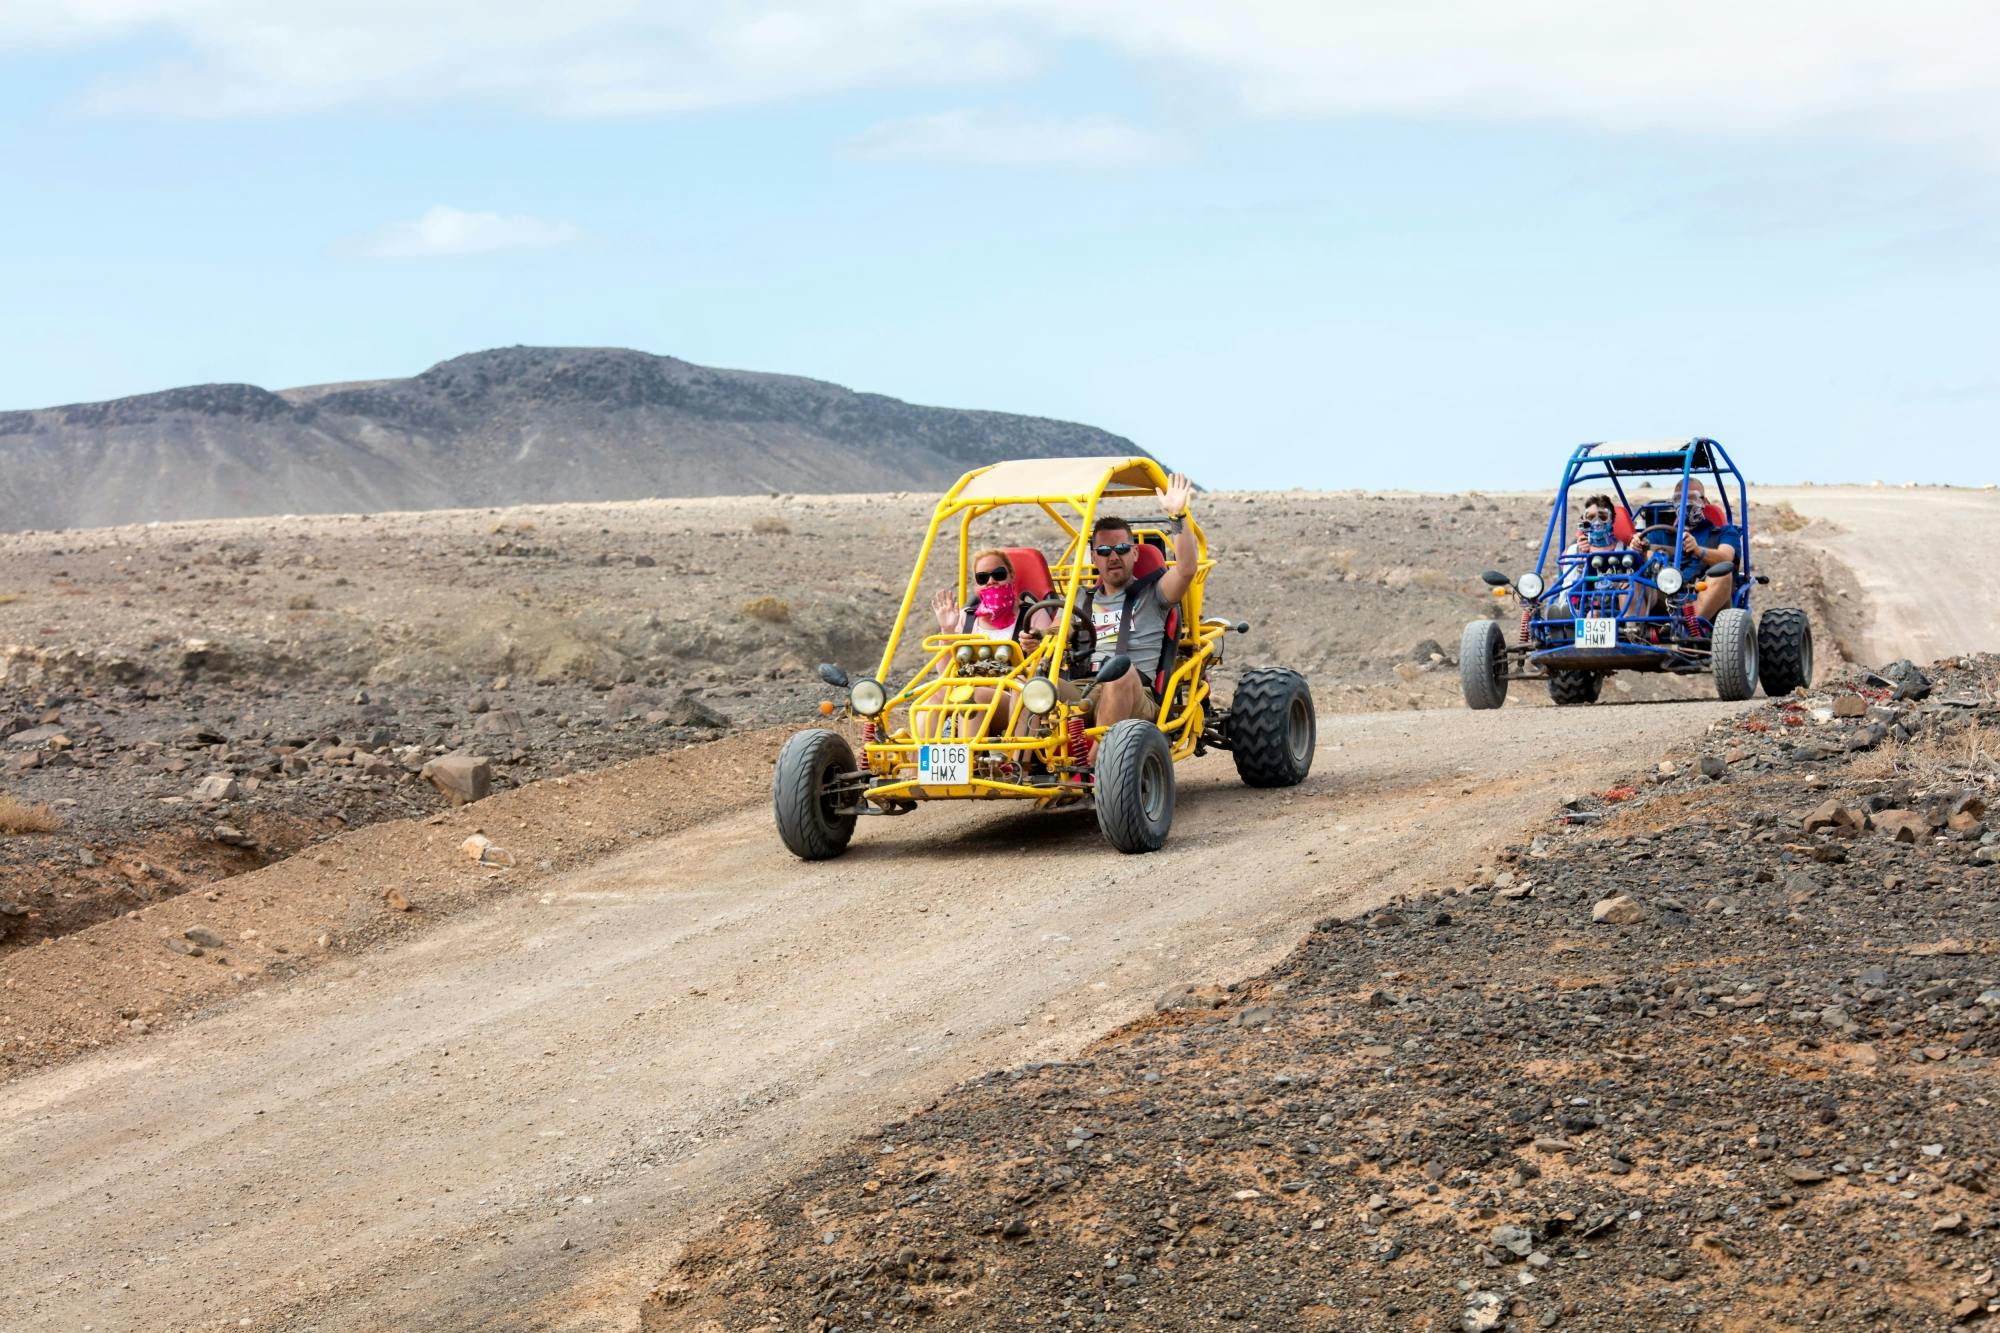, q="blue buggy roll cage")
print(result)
[1511,438,1755,675]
